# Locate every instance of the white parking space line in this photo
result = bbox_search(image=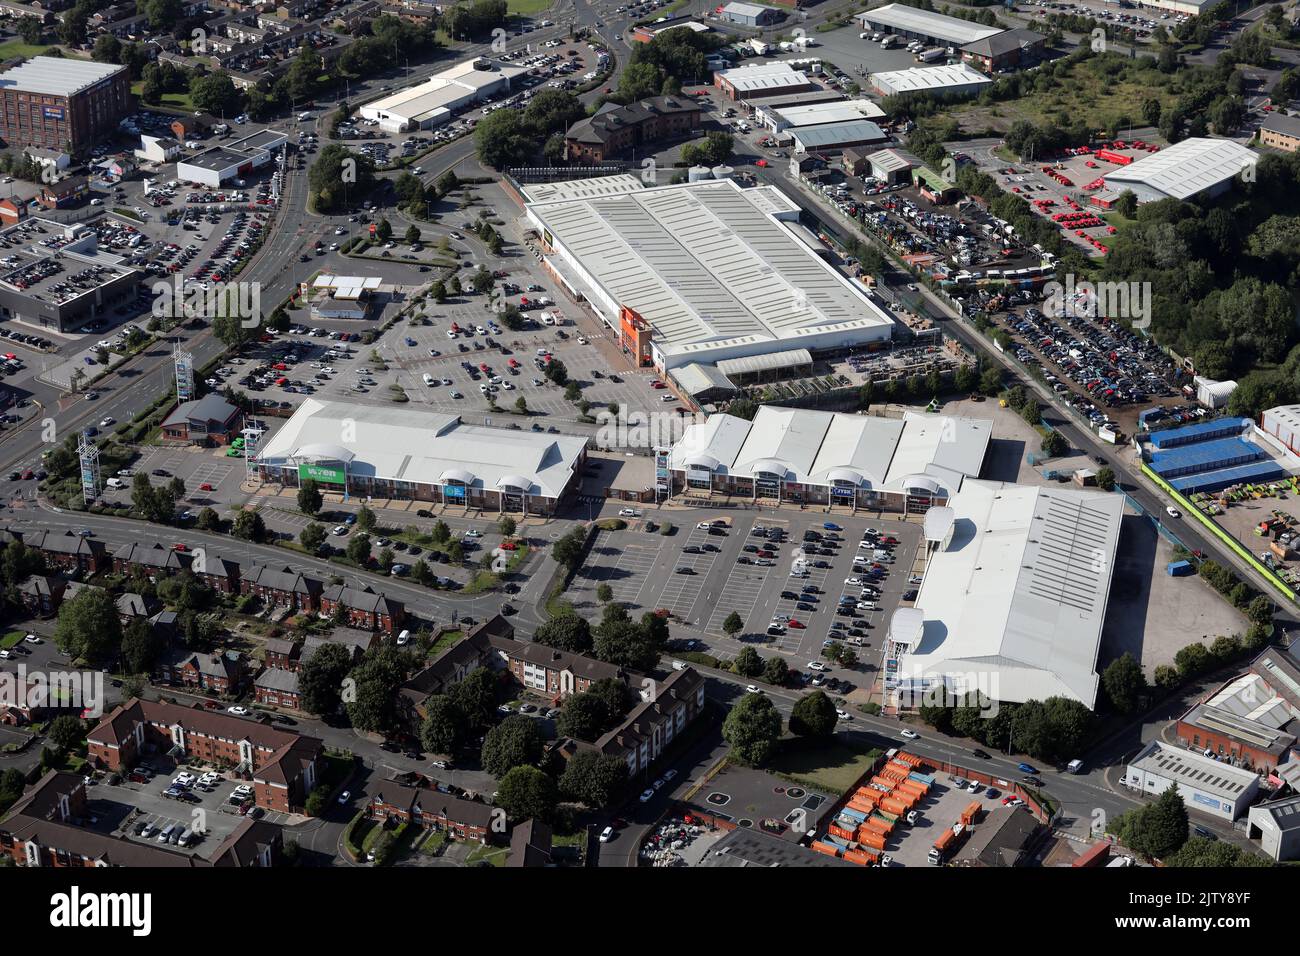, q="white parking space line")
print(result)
[705,558,773,636]
[569,532,662,611]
